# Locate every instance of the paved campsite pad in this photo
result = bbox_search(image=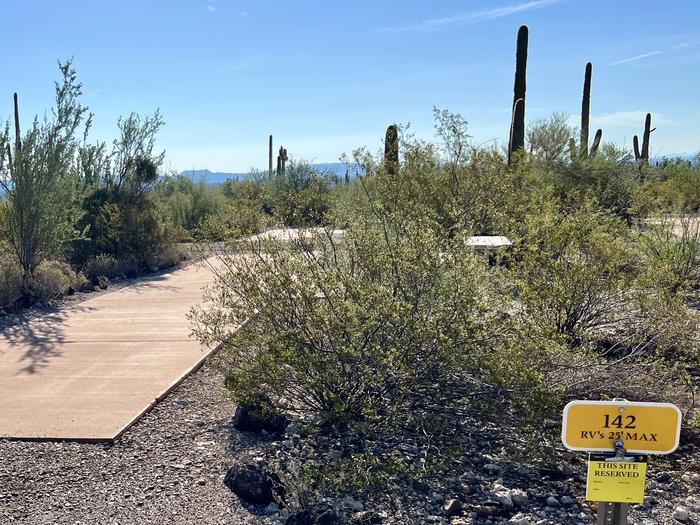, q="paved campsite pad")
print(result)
[0,261,217,441]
